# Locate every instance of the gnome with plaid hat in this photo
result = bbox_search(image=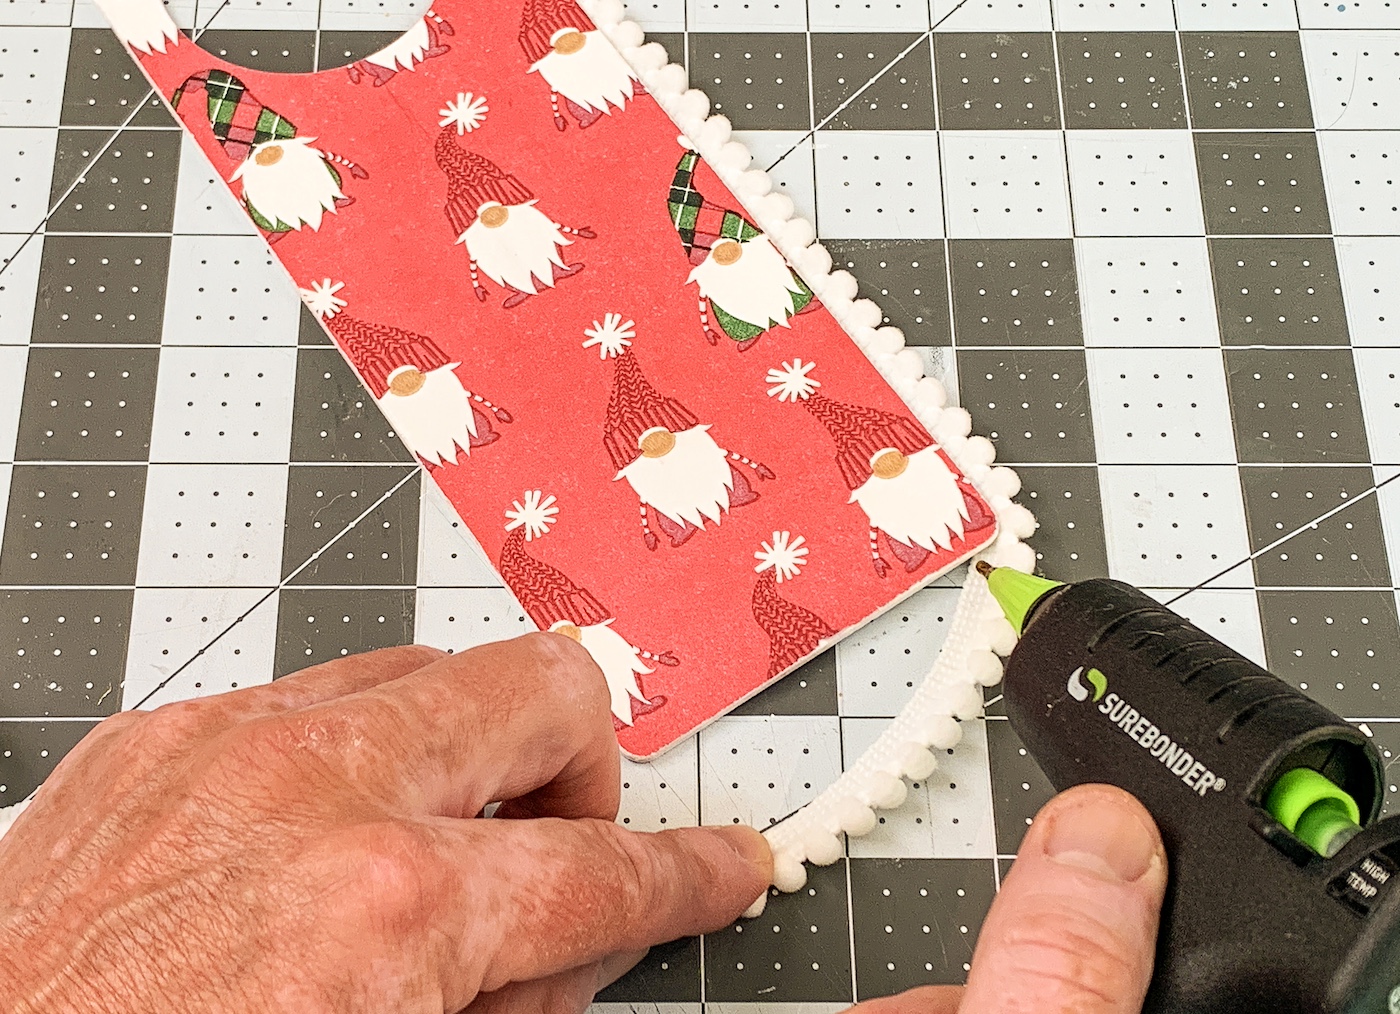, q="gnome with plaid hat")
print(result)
[501,491,676,728]
[301,280,511,468]
[347,7,454,86]
[519,0,642,130]
[173,70,367,239]
[437,127,595,309]
[767,360,996,577]
[583,314,774,550]
[669,148,815,350]
[752,532,836,679]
